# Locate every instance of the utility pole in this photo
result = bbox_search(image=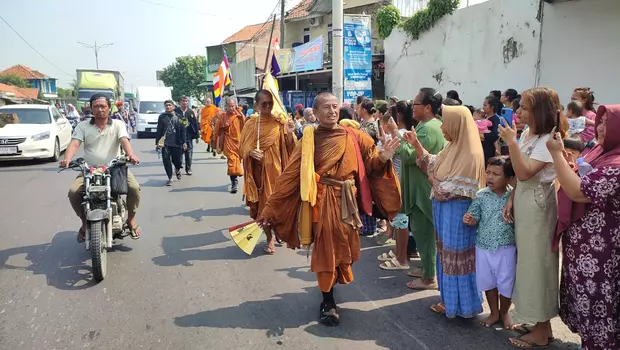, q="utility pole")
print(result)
[332,0,344,102]
[77,41,114,70]
[280,0,285,47]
